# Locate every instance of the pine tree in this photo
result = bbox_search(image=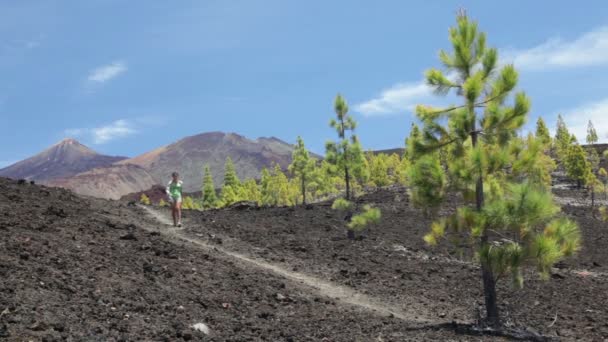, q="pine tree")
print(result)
[331,198,381,239]
[565,143,592,188]
[309,160,343,200]
[223,157,240,188]
[405,123,422,162]
[535,117,551,146]
[220,157,242,206]
[259,165,292,206]
[586,120,599,145]
[586,121,600,190]
[241,178,262,204]
[182,196,197,210]
[288,136,316,204]
[139,194,151,205]
[367,152,391,187]
[388,153,408,185]
[272,164,291,206]
[259,167,274,206]
[326,94,366,200]
[555,114,572,160]
[511,134,556,188]
[414,13,580,326]
[407,154,445,216]
[201,165,218,209]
